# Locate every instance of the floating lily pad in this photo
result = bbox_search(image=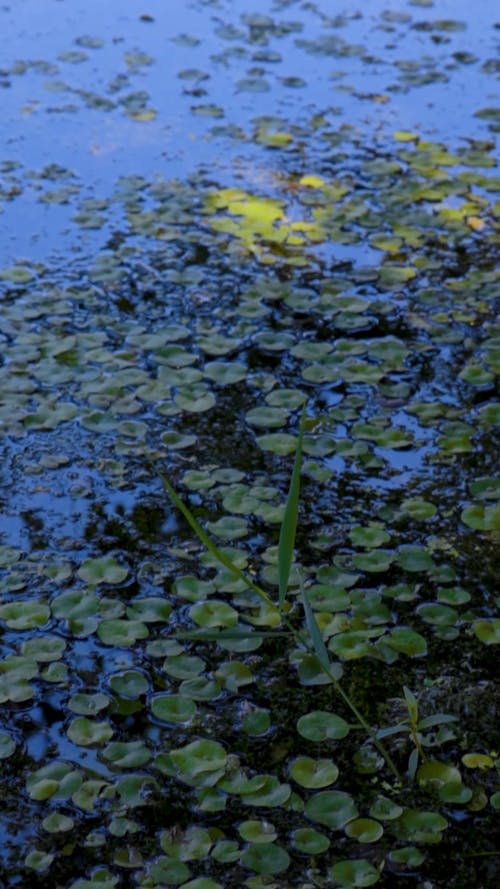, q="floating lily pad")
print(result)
[329,859,380,887]
[151,694,197,724]
[77,557,129,585]
[305,790,358,828]
[297,711,350,741]
[240,843,290,875]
